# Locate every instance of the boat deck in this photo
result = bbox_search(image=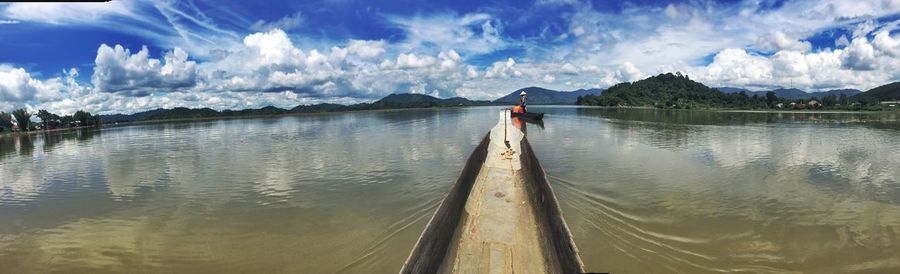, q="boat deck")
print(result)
[438,112,548,273]
[400,110,582,274]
